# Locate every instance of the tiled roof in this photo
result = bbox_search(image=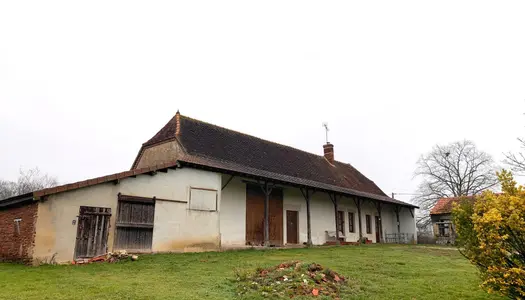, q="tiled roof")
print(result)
[430,196,475,215]
[139,113,390,197]
[1,154,417,208]
[1,113,418,209]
